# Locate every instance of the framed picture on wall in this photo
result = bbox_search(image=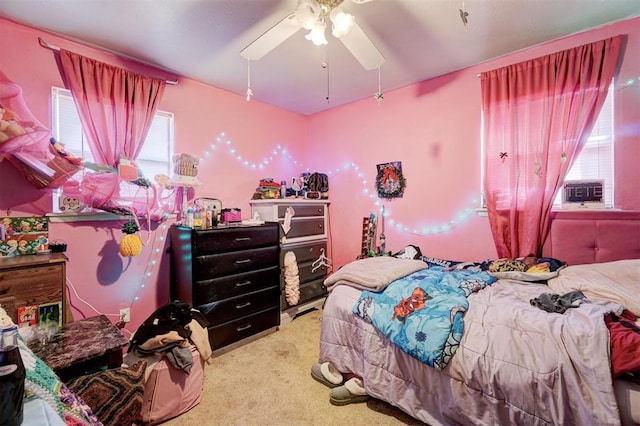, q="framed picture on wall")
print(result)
[375,161,406,199]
